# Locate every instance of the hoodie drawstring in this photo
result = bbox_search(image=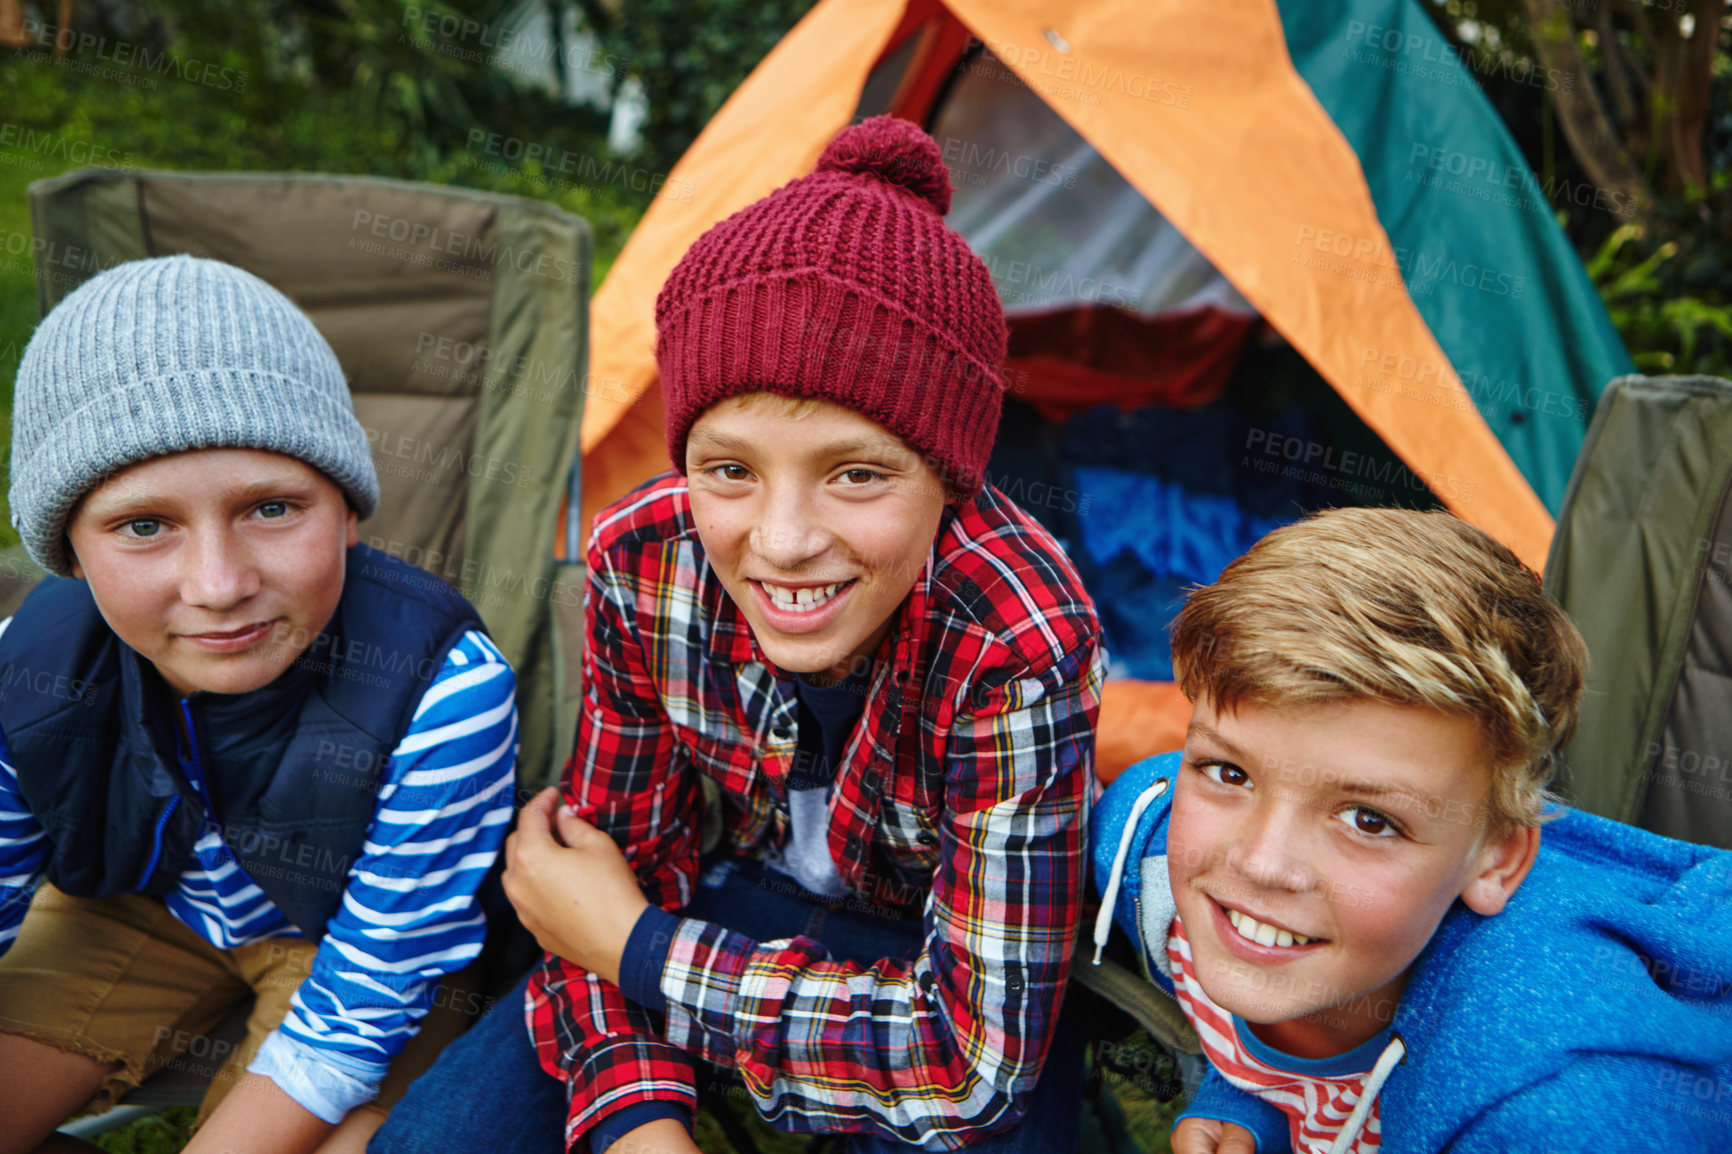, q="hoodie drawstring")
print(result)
[1327,1034,1407,1154]
[1093,777,1169,965]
